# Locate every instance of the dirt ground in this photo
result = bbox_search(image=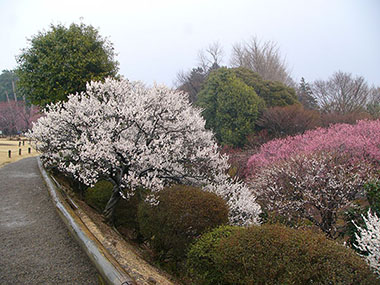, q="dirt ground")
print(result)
[64,188,178,285]
[0,137,39,168]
